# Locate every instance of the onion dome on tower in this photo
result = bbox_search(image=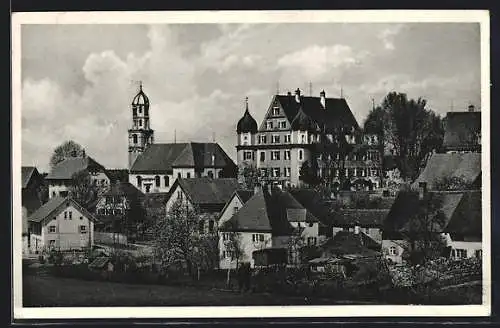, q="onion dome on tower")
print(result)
[132,82,150,107]
[291,106,317,132]
[237,97,258,134]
